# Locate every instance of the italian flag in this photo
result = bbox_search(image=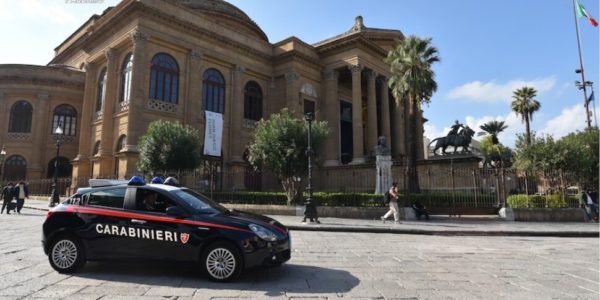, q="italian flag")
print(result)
[576,0,599,27]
